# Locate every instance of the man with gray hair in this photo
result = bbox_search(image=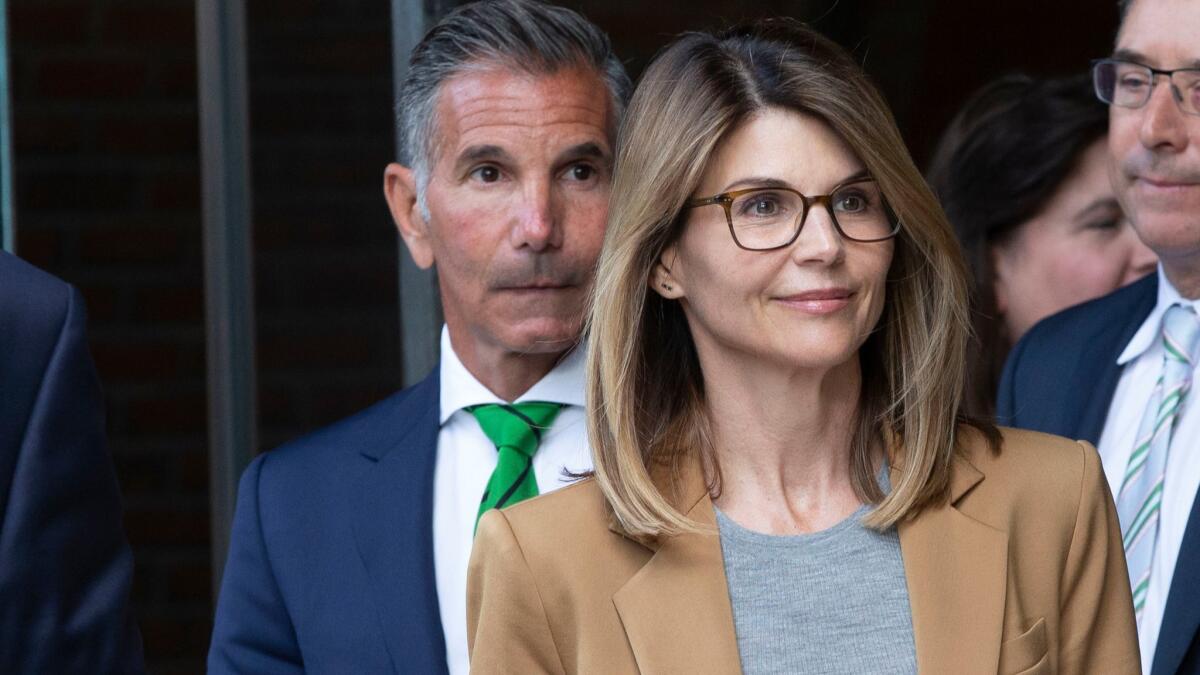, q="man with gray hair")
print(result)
[208,2,629,672]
